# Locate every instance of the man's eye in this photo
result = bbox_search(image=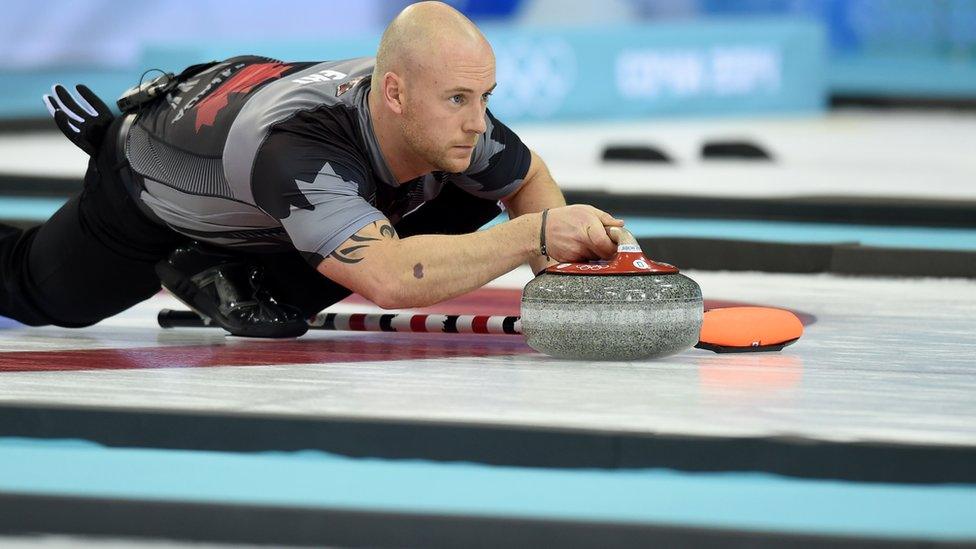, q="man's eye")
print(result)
[482,92,491,102]
[450,95,464,105]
